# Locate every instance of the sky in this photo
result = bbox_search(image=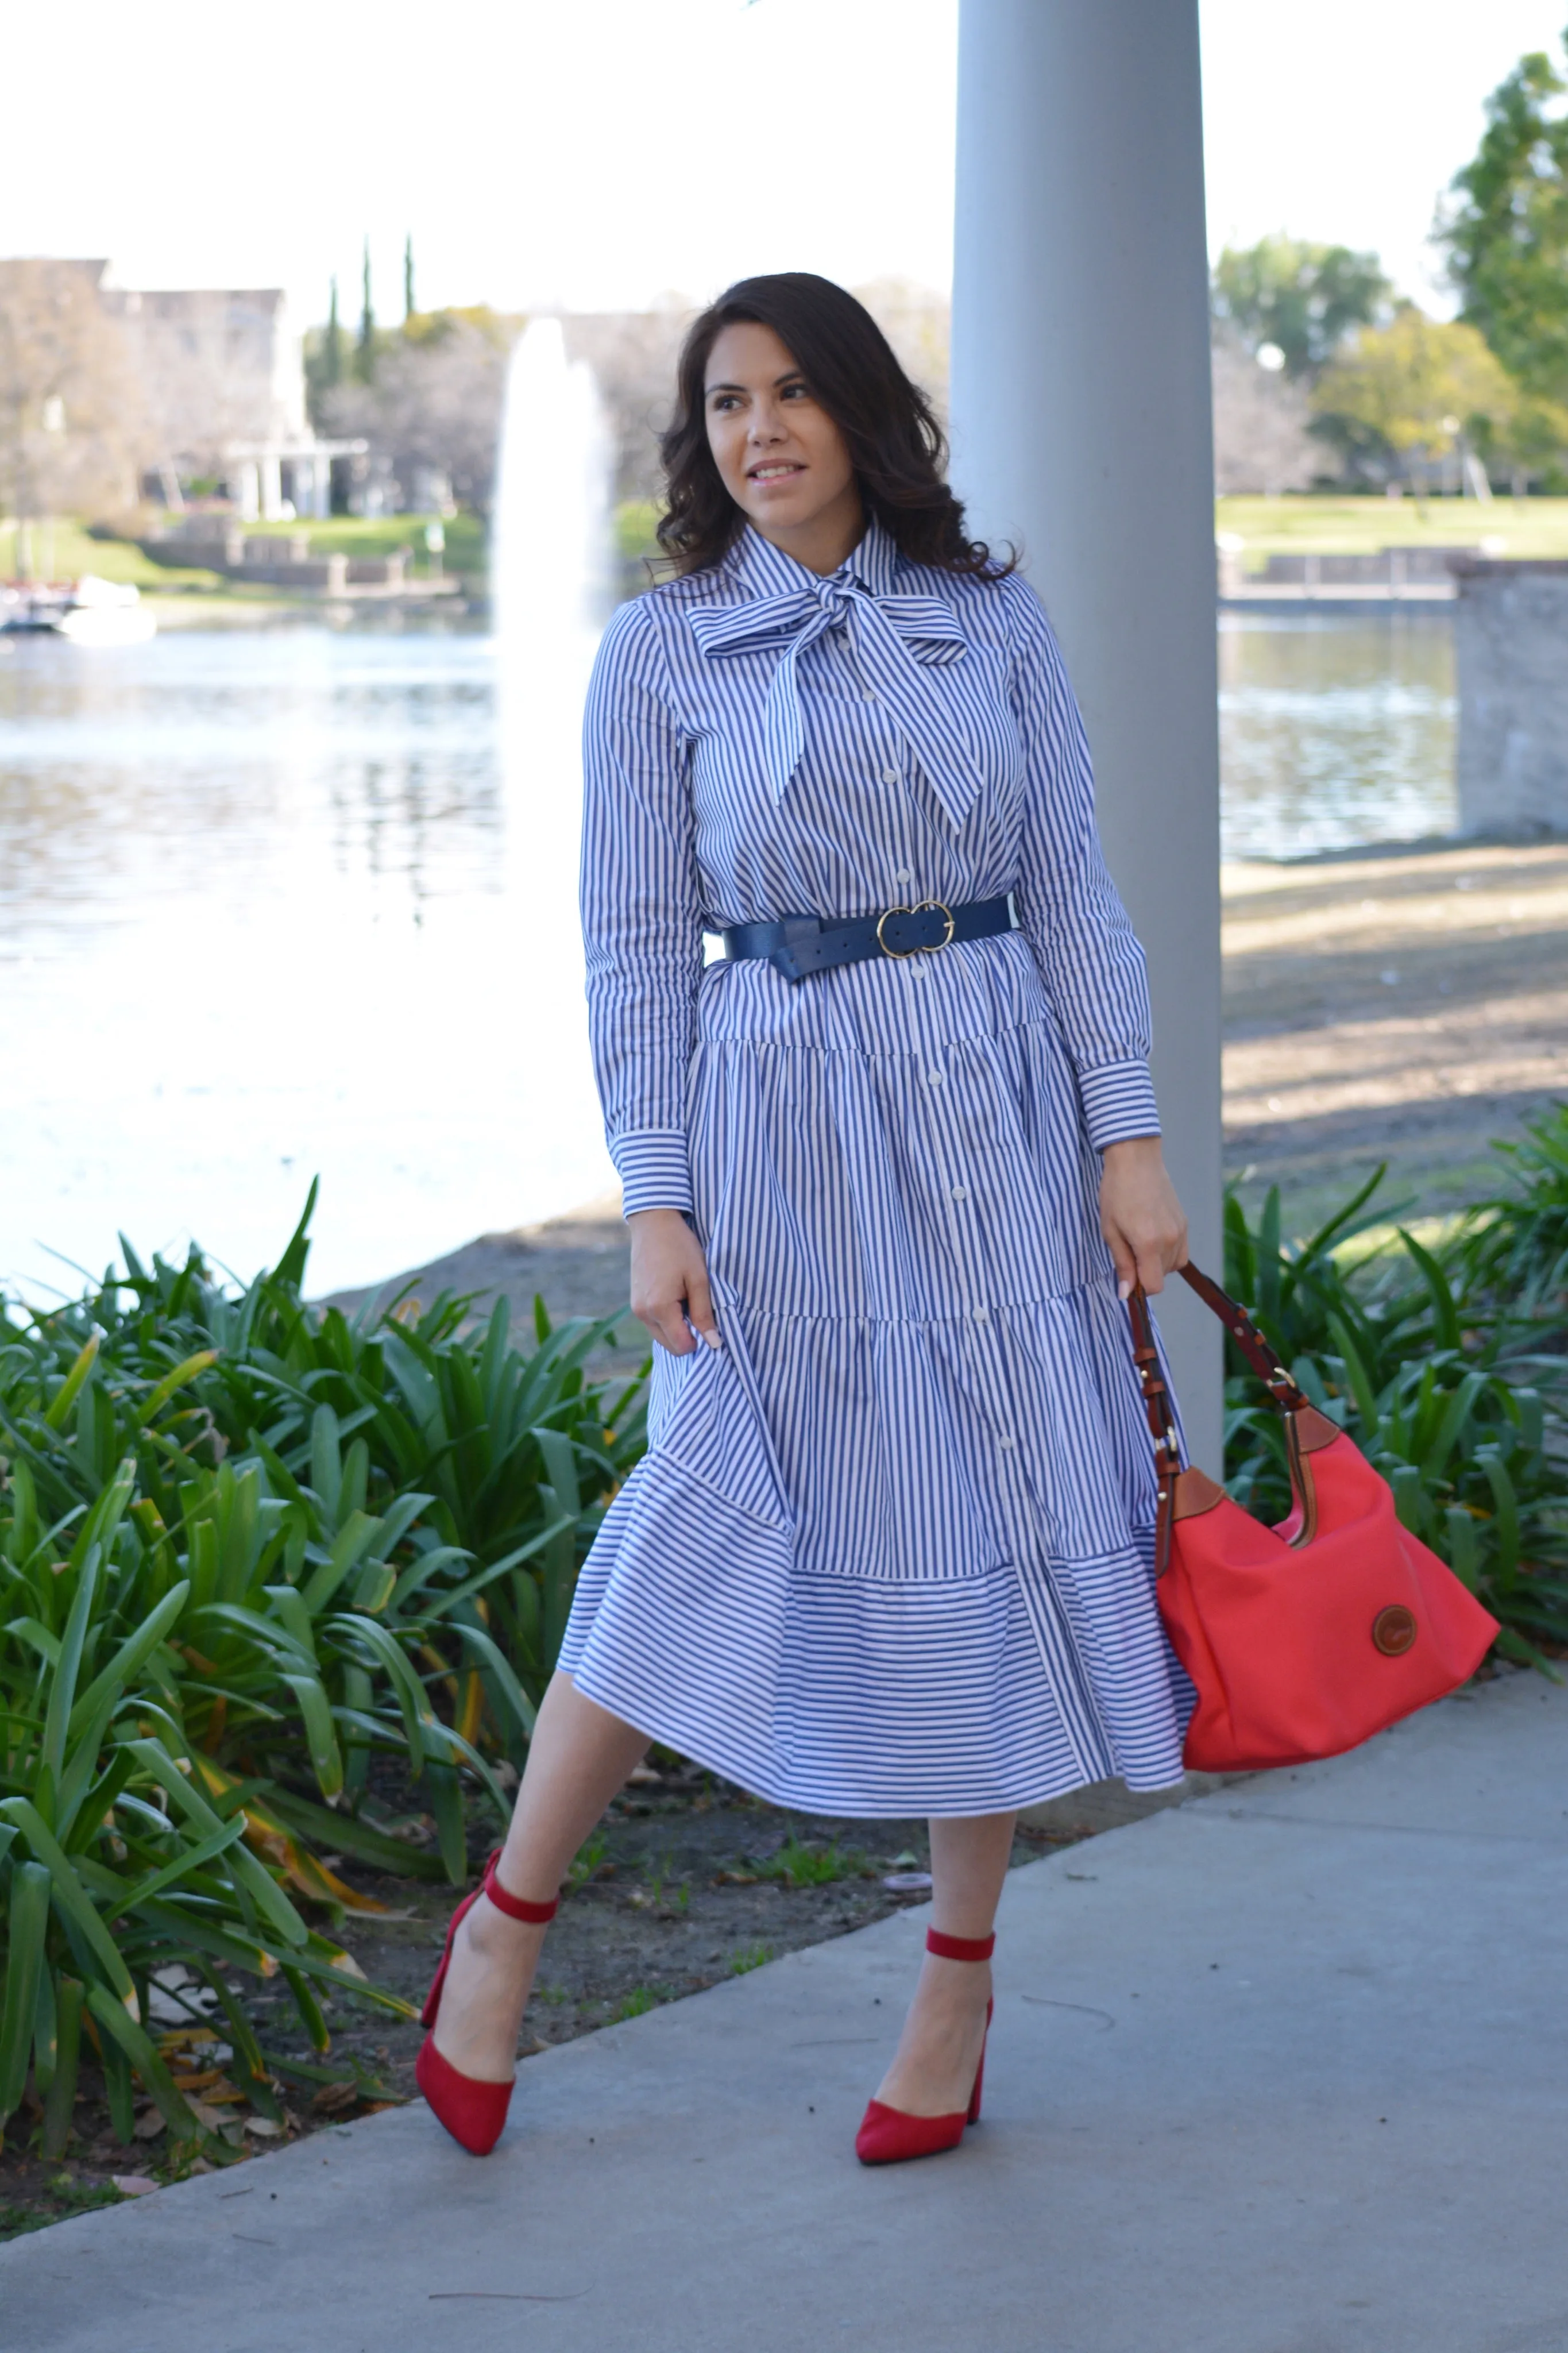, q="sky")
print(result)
[5,1,1567,325]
